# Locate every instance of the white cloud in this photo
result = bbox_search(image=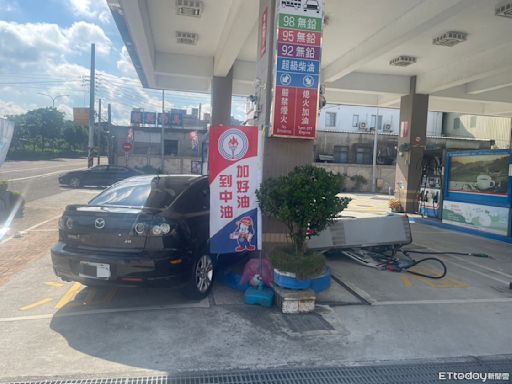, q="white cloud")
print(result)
[116,46,137,77]
[68,0,112,24]
[0,20,112,73]
[0,99,26,117]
